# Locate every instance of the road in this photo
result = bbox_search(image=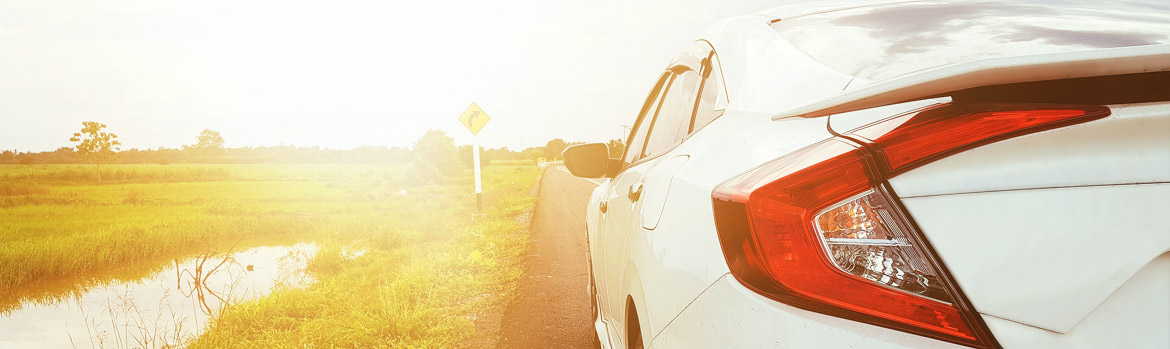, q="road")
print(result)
[497,167,601,348]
